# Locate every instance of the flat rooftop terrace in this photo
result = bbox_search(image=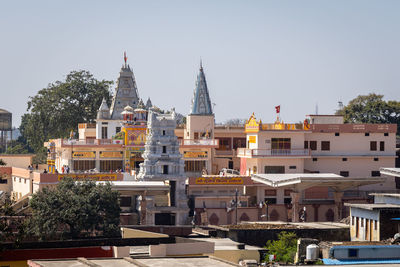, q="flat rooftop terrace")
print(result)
[221,221,349,230]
